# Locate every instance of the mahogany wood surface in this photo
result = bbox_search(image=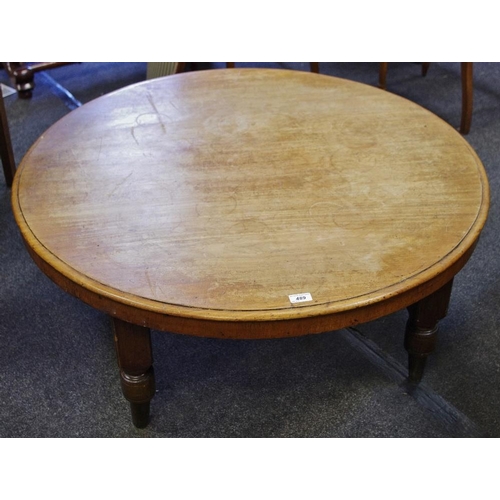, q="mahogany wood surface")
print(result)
[11,69,489,426]
[12,69,489,339]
